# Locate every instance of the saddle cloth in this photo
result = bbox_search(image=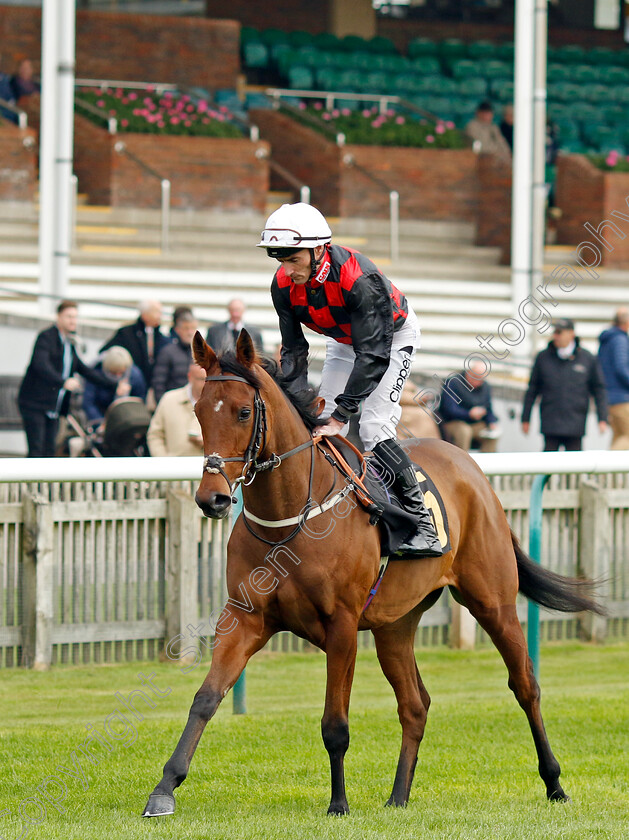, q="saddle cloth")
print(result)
[336,445,451,557]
